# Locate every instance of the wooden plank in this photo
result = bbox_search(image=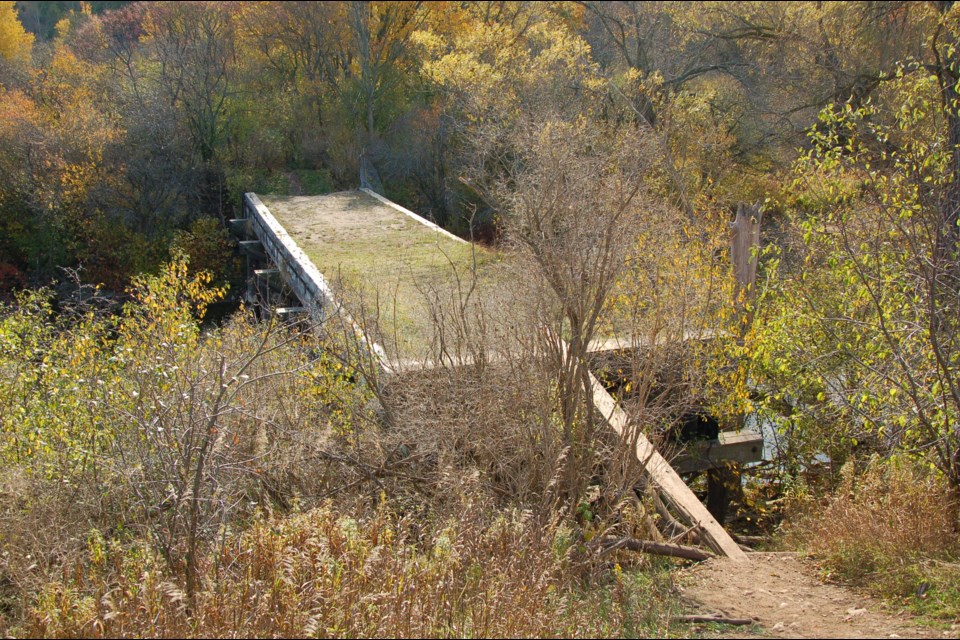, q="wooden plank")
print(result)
[229,218,250,237]
[239,240,266,261]
[672,431,764,474]
[588,371,748,560]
